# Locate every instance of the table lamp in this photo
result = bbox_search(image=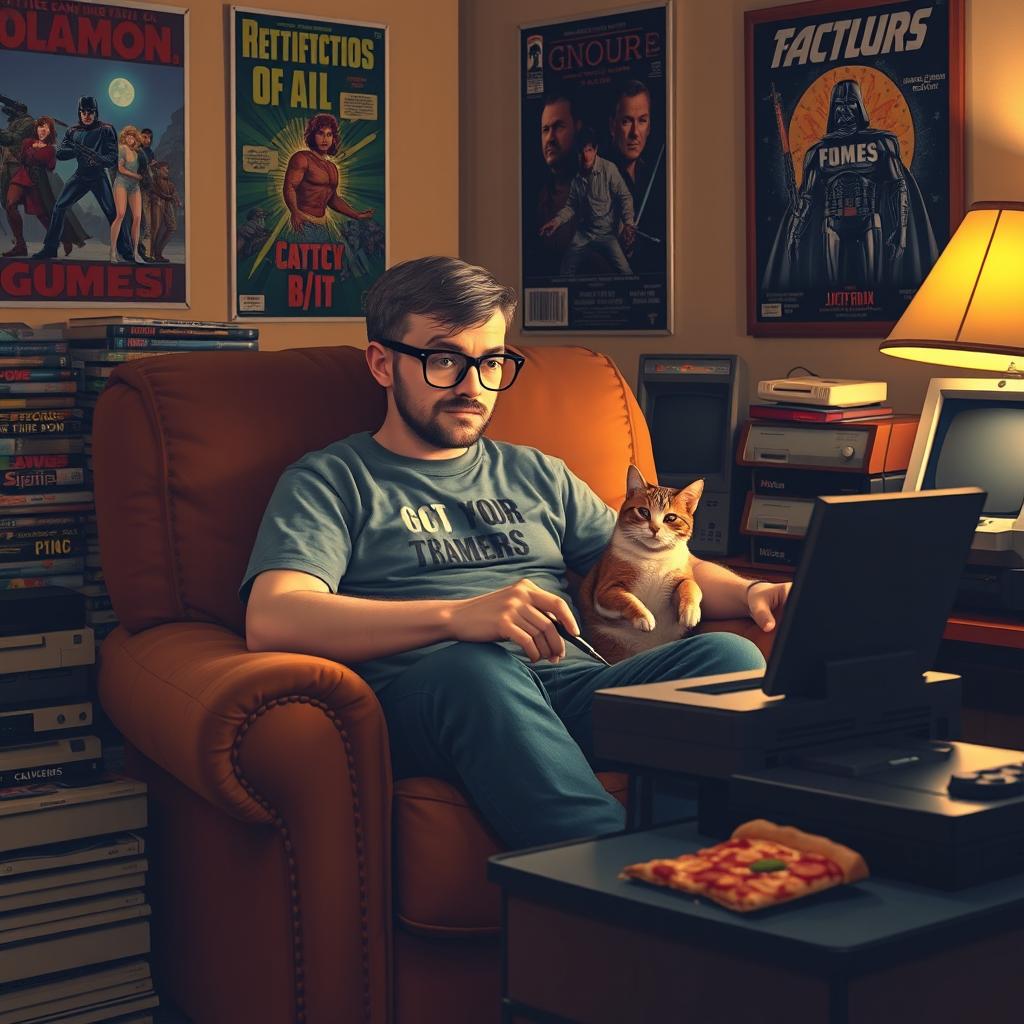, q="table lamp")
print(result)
[880,201,1024,374]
